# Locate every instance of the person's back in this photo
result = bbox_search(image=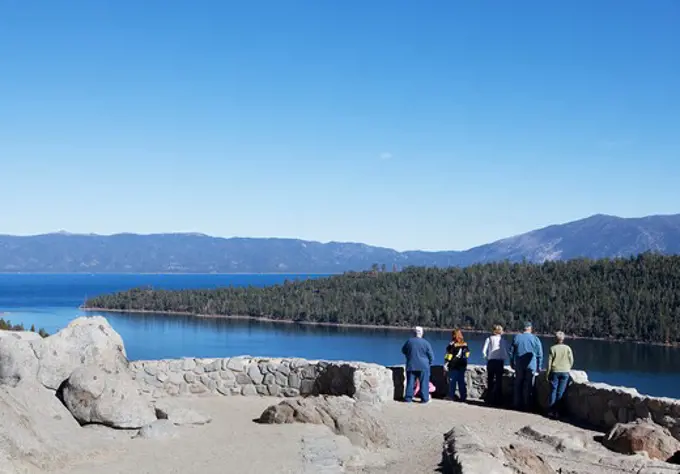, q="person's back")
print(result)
[548,342,574,373]
[402,326,435,403]
[483,333,508,361]
[403,336,435,371]
[512,331,542,371]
